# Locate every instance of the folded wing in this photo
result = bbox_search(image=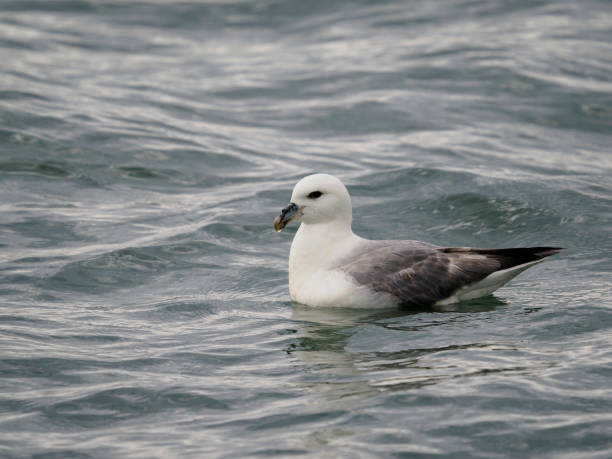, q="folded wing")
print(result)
[341,242,562,308]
